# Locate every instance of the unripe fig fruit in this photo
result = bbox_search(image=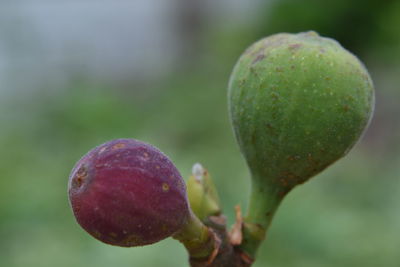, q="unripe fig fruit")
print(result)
[229,31,374,193]
[68,139,190,247]
[228,31,374,255]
